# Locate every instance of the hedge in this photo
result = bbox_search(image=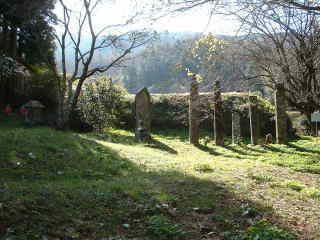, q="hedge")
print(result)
[116,92,293,138]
